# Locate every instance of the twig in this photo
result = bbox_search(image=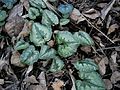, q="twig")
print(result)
[96,46,120,51]
[80,13,114,44]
